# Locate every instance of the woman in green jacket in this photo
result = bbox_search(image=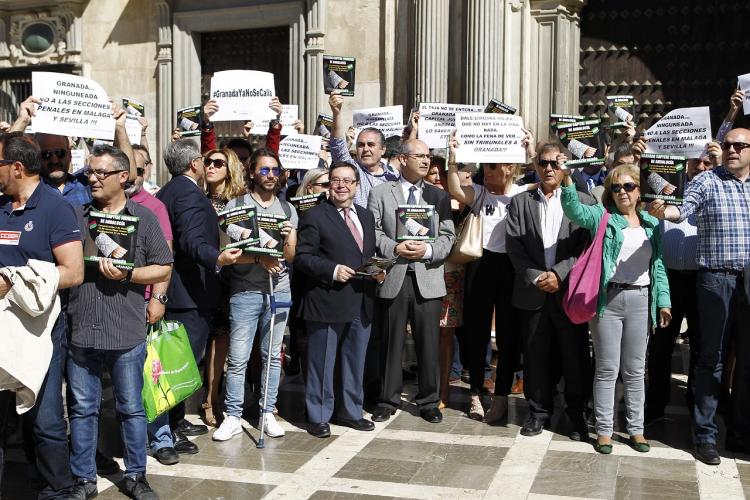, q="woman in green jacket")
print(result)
[561,163,671,454]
